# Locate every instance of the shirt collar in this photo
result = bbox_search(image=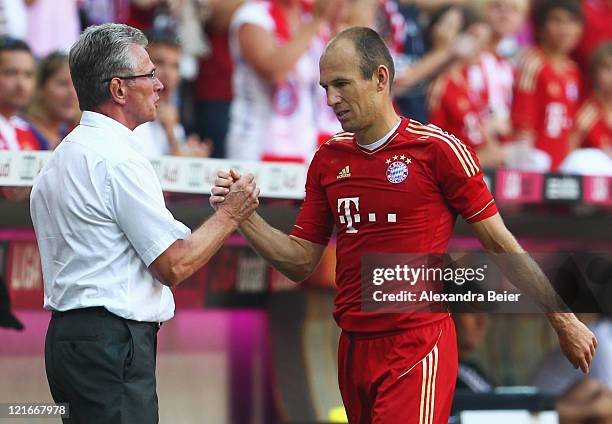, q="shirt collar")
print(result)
[360,118,402,152]
[79,111,135,141]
